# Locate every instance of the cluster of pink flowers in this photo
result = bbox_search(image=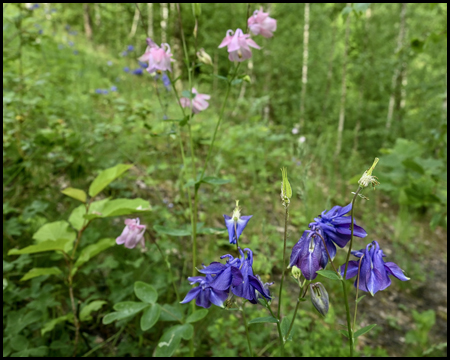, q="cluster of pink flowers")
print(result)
[219,7,277,62]
[180,88,211,114]
[138,38,174,73]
